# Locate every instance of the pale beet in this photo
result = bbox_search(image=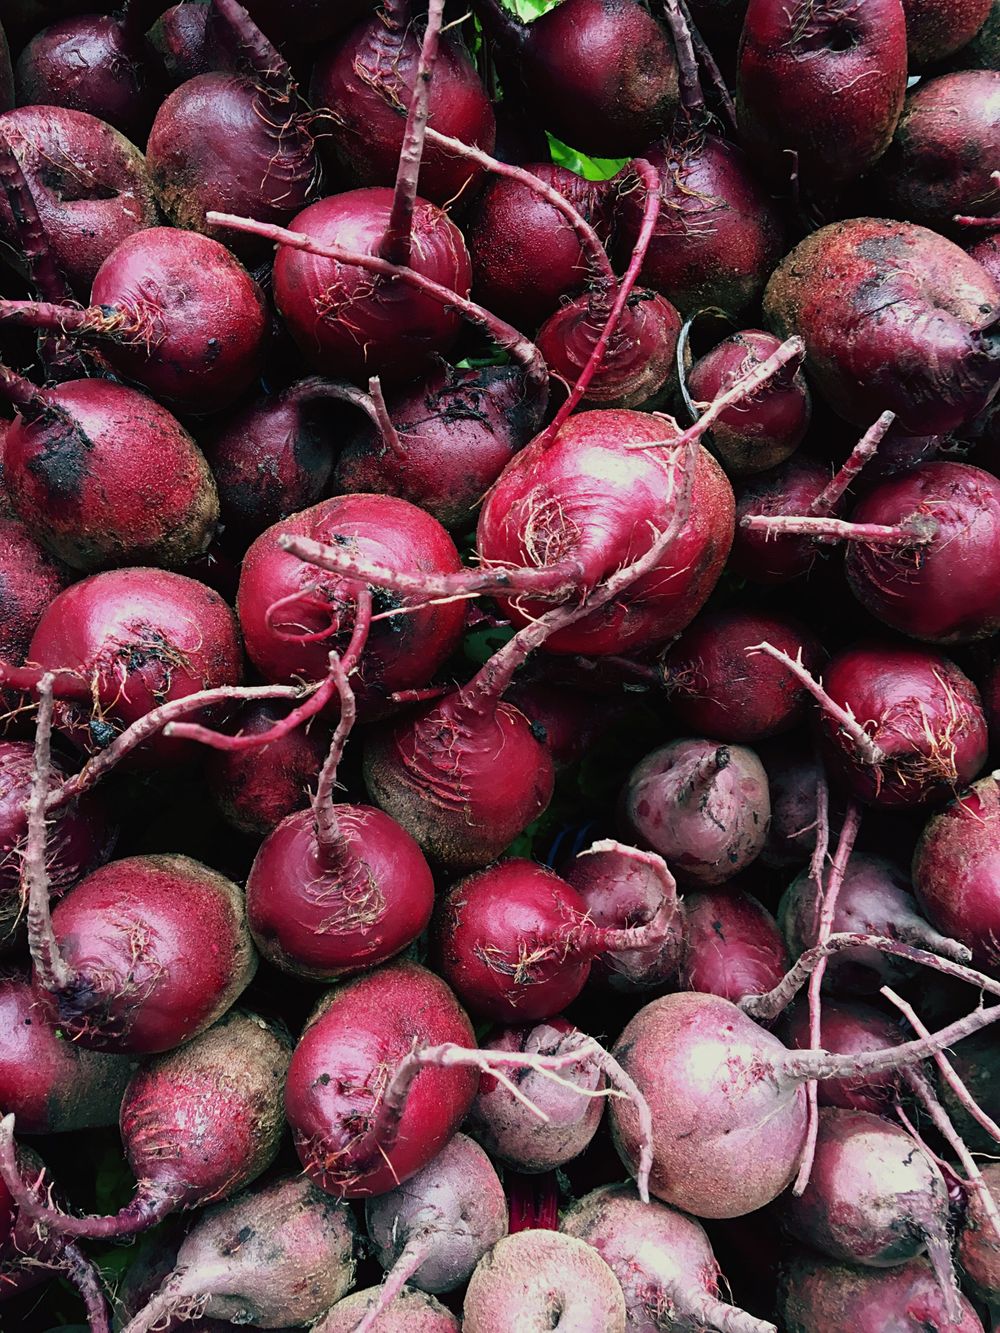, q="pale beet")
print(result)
[284,961,477,1198]
[622,739,771,885]
[682,887,789,1004]
[317,1288,458,1332]
[781,999,901,1116]
[780,1253,984,1332]
[463,1230,627,1333]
